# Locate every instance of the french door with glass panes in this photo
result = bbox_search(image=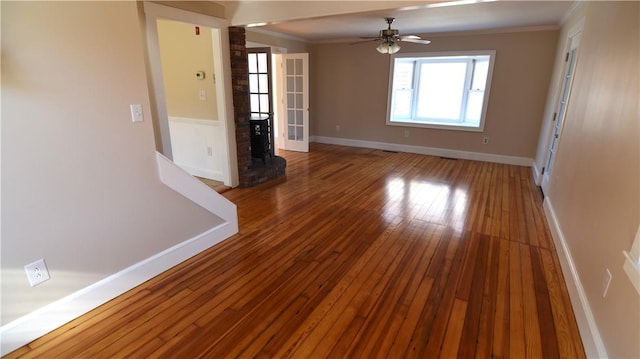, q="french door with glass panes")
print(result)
[282,53,309,152]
